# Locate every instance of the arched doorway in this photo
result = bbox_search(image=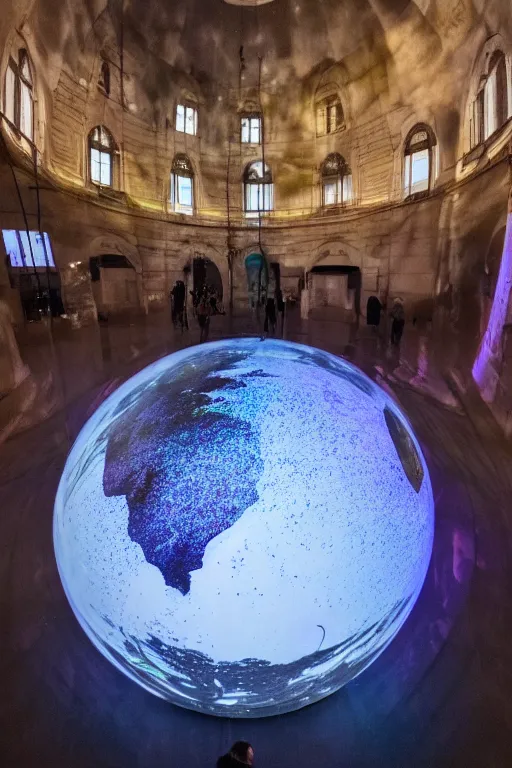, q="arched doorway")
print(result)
[89,254,140,315]
[192,256,223,302]
[245,252,268,309]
